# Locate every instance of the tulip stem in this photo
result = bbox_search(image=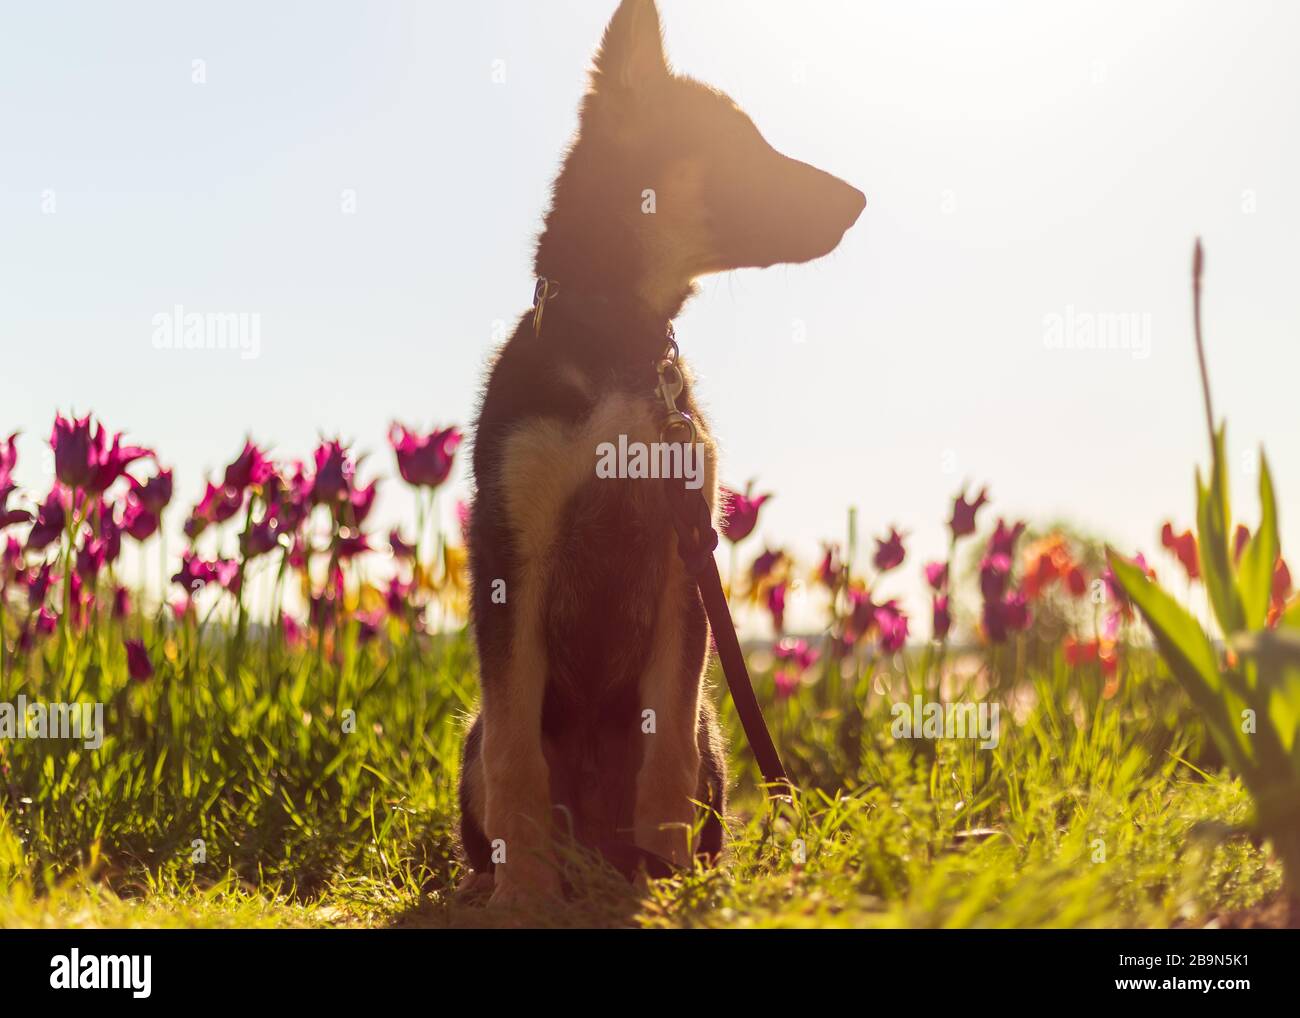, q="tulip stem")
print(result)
[1192,238,1216,455]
